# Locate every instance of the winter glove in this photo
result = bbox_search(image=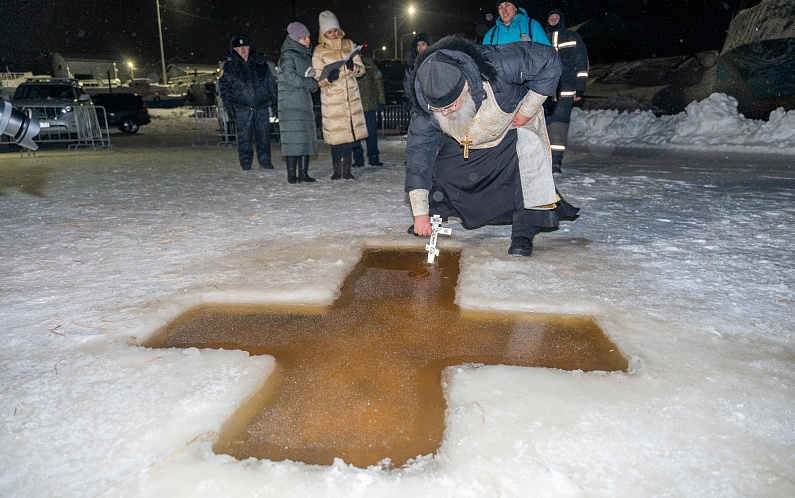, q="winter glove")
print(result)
[345,59,354,70]
[304,67,316,78]
[377,103,386,113]
[327,68,340,82]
